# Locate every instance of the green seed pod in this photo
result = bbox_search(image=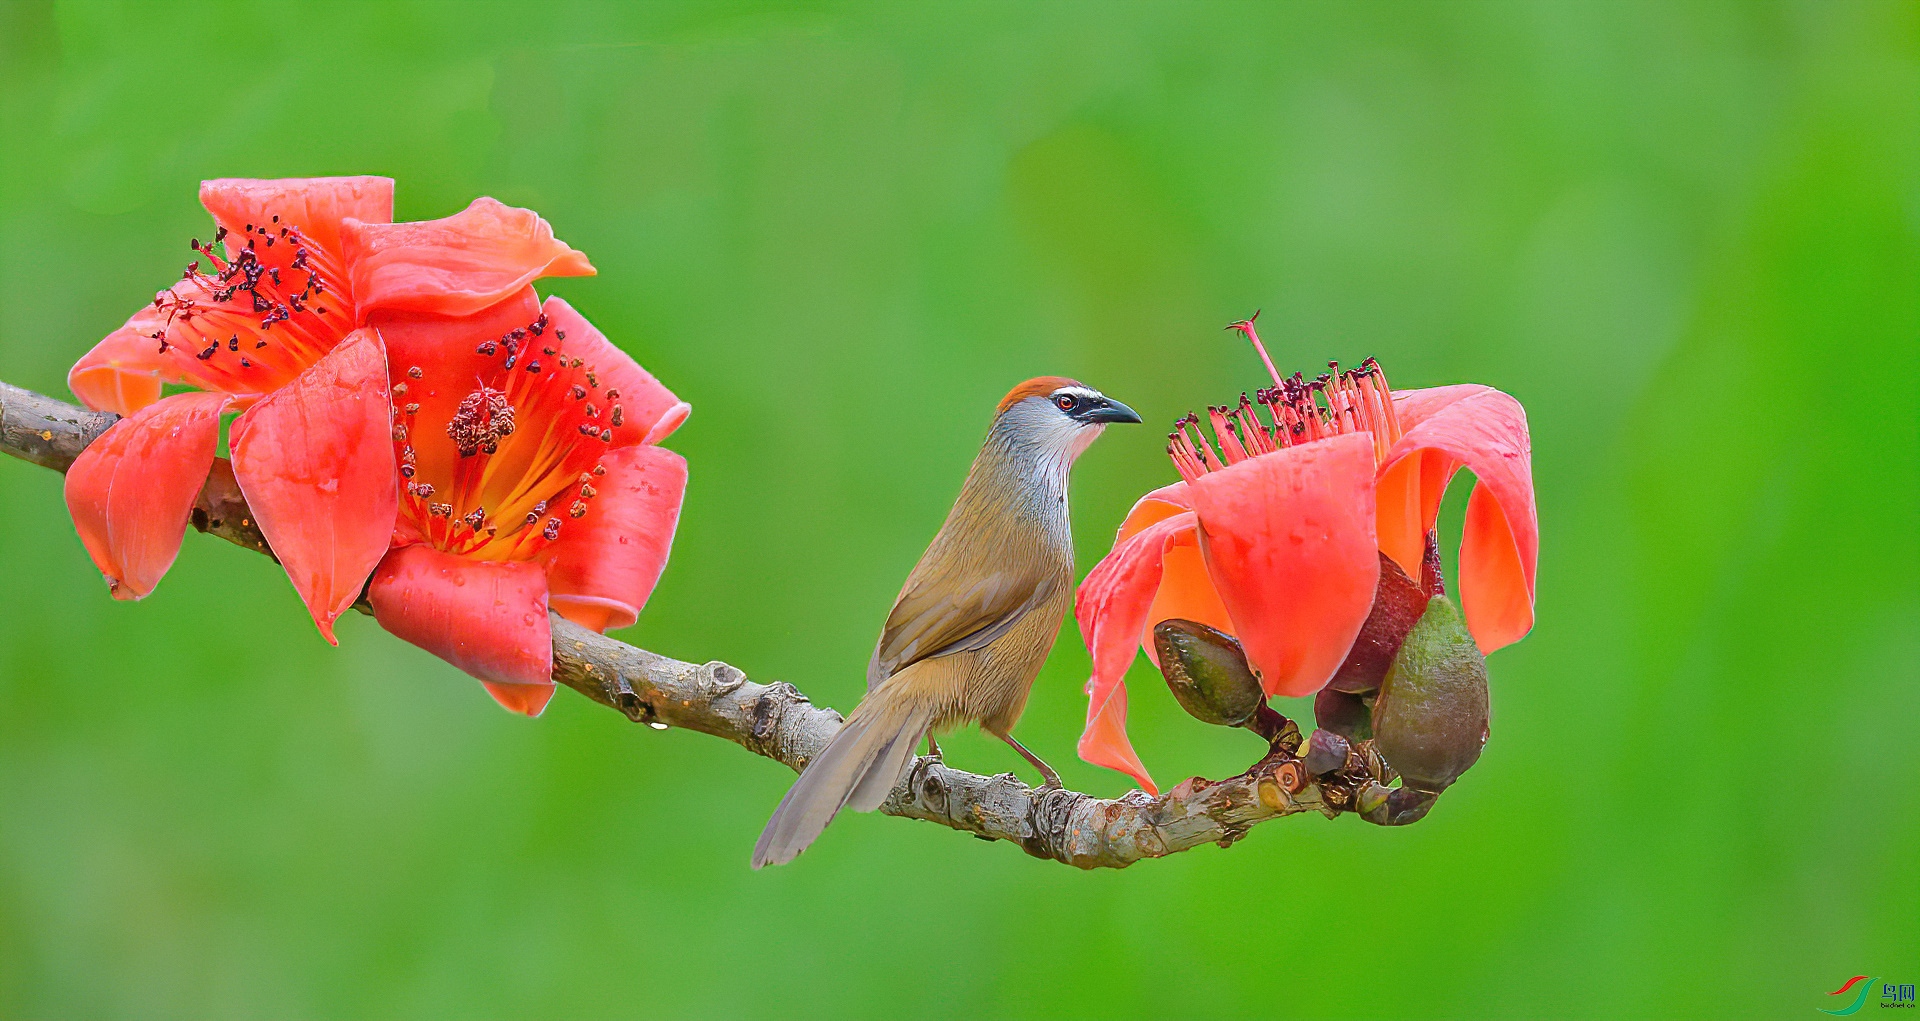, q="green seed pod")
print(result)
[1153,619,1266,728]
[1371,595,1489,794]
